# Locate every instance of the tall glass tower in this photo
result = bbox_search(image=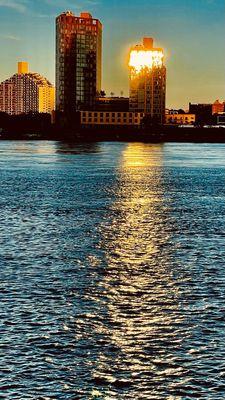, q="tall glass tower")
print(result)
[129,38,166,123]
[56,11,102,114]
